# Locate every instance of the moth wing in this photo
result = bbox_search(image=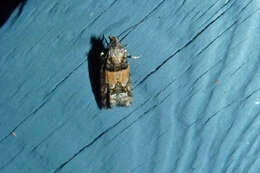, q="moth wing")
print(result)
[100,57,109,108]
